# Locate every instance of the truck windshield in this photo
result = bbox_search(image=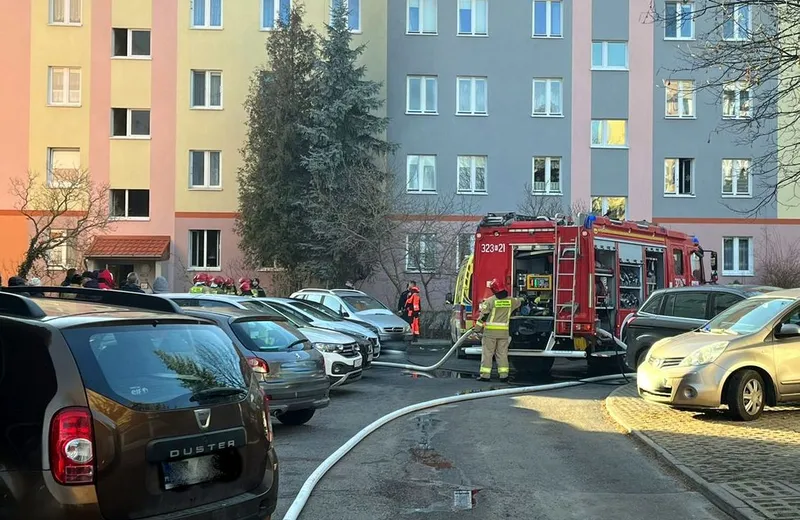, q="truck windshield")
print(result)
[703,298,794,335]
